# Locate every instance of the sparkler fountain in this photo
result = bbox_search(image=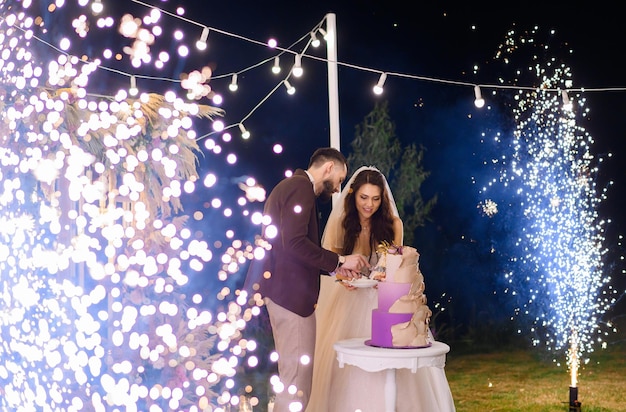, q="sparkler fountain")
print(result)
[476,26,617,409]
[568,329,581,411]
